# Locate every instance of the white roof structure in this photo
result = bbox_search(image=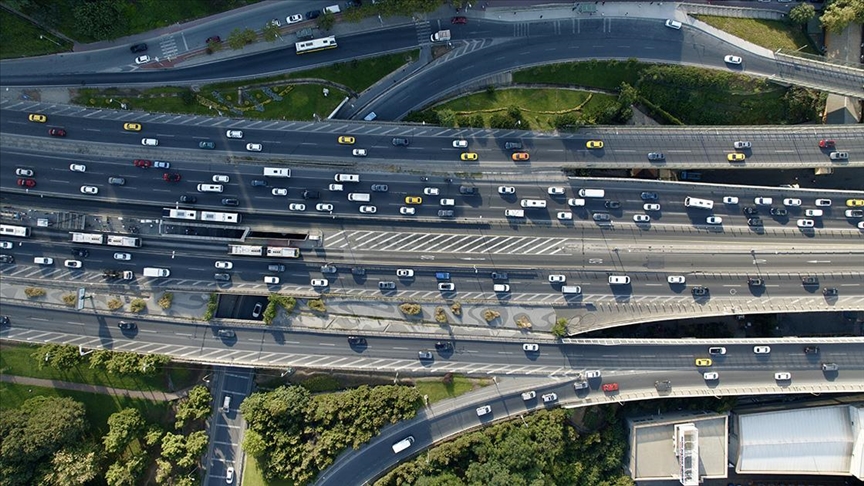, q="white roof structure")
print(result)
[737,405,863,479]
